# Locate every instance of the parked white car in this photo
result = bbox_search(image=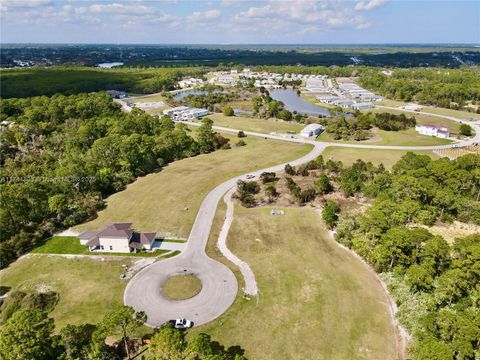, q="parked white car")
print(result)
[246,174,255,179]
[169,318,193,329]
